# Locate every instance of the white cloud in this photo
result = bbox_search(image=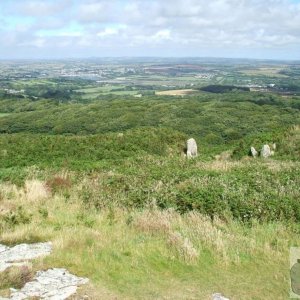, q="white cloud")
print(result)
[0,0,300,58]
[13,0,70,17]
[77,1,117,23]
[97,28,119,37]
